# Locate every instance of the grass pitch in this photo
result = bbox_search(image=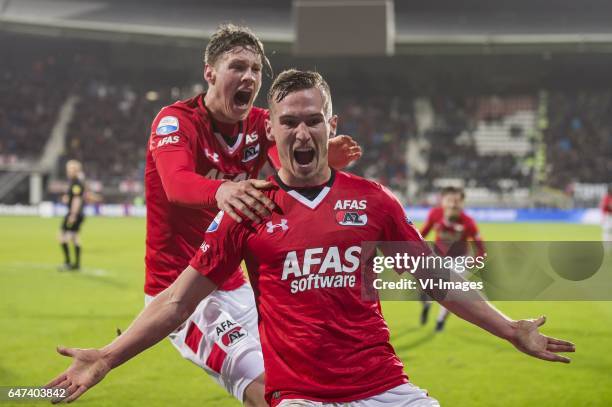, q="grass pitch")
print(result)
[0,217,610,406]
